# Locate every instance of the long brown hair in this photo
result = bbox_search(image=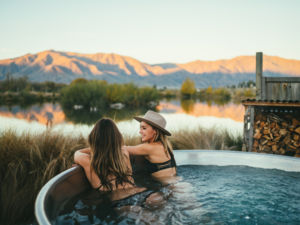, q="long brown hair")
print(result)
[88,118,133,191]
[153,127,176,166]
